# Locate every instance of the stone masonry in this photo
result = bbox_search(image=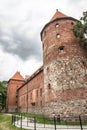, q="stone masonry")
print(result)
[41,10,87,117]
[7,10,87,118]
